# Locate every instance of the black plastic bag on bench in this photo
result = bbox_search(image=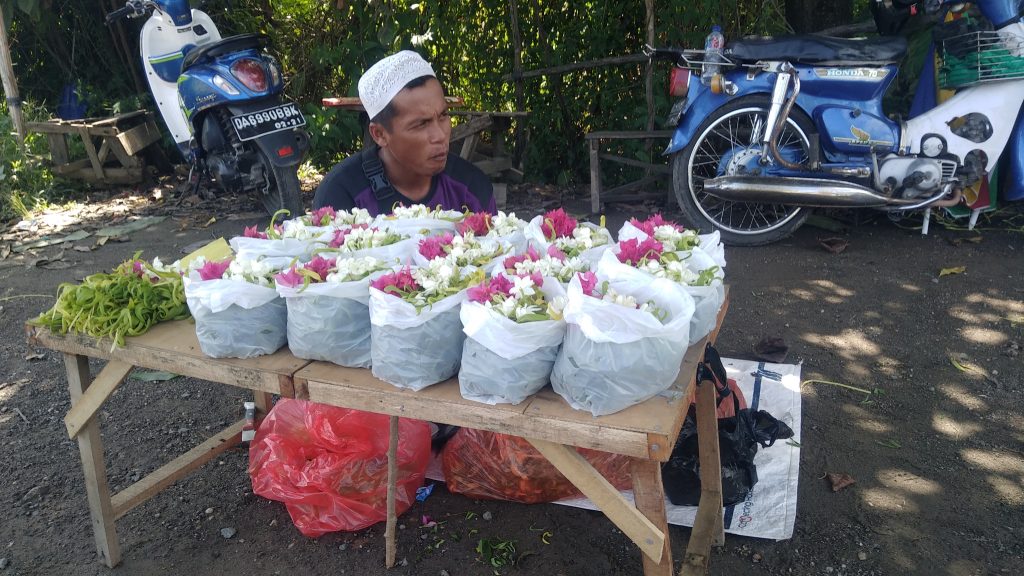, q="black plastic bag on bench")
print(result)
[662,343,794,506]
